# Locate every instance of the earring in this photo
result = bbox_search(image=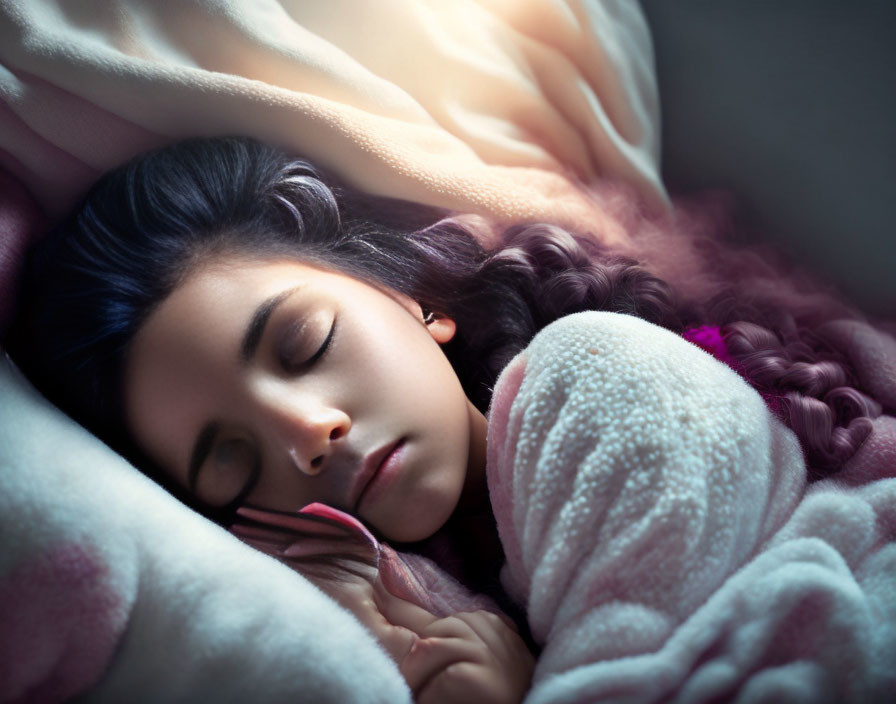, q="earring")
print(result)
[423,310,437,325]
